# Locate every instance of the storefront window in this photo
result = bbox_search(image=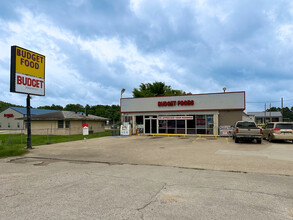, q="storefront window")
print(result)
[177,120,185,134]
[196,115,206,134]
[144,114,214,135]
[136,116,144,133]
[168,120,175,134]
[207,115,214,134]
[136,116,143,124]
[124,116,132,123]
[159,120,167,133]
[186,115,195,134]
